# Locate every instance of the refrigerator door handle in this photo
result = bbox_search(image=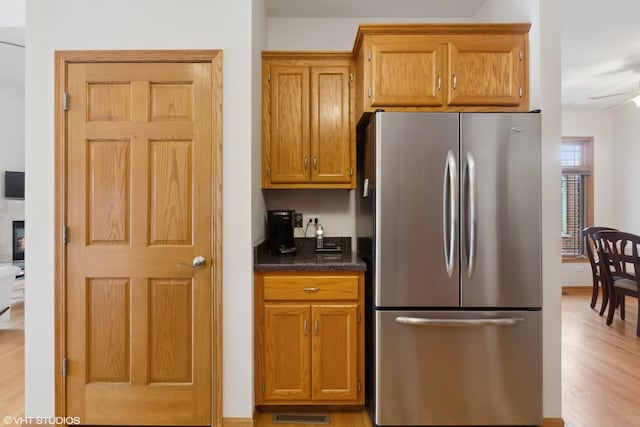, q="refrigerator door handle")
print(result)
[442,150,458,278]
[465,151,477,278]
[395,316,524,327]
